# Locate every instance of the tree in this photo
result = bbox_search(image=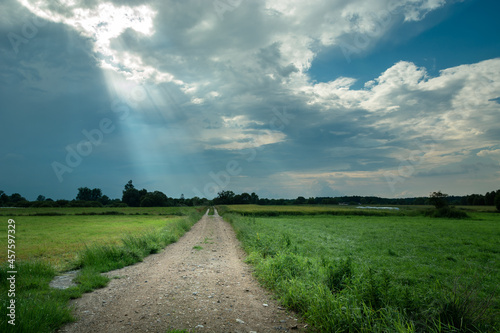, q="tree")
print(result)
[76,187,91,201]
[213,190,235,205]
[238,192,251,204]
[0,191,8,206]
[495,191,500,211]
[36,195,46,202]
[140,191,169,207]
[9,193,26,204]
[124,180,135,191]
[250,192,259,204]
[307,197,316,204]
[122,188,141,207]
[99,195,111,206]
[295,196,306,205]
[429,191,448,209]
[122,181,147,207]
[485,191,496,206]
[76,187,102,202]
